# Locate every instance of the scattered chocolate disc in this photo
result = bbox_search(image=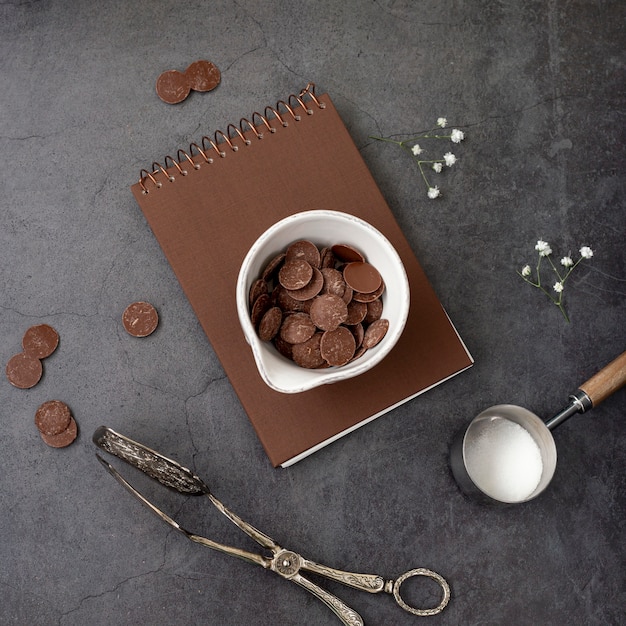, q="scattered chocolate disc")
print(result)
[122,302,159,337]
[184,60,221,92]
[156,69,191,104]
[22,324,59,359]
[6,352,43,389]
[35,400,71,436]
[40,416,78,448]
[320,327,356,366]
